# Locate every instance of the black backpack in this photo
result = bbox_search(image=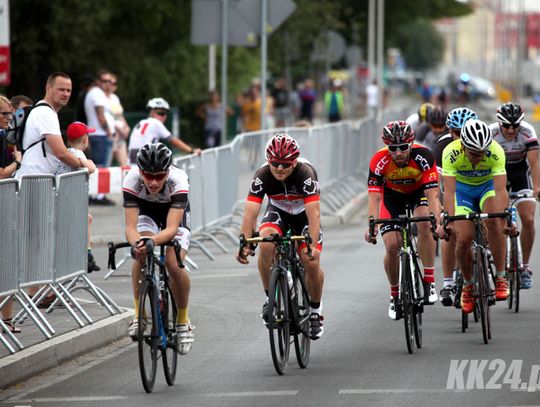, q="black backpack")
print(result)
[6,102,54,156]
